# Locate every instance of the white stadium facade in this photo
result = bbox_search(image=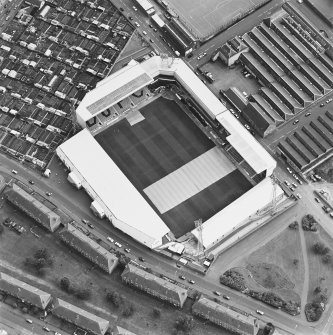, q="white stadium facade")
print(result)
[56,56,282,250]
